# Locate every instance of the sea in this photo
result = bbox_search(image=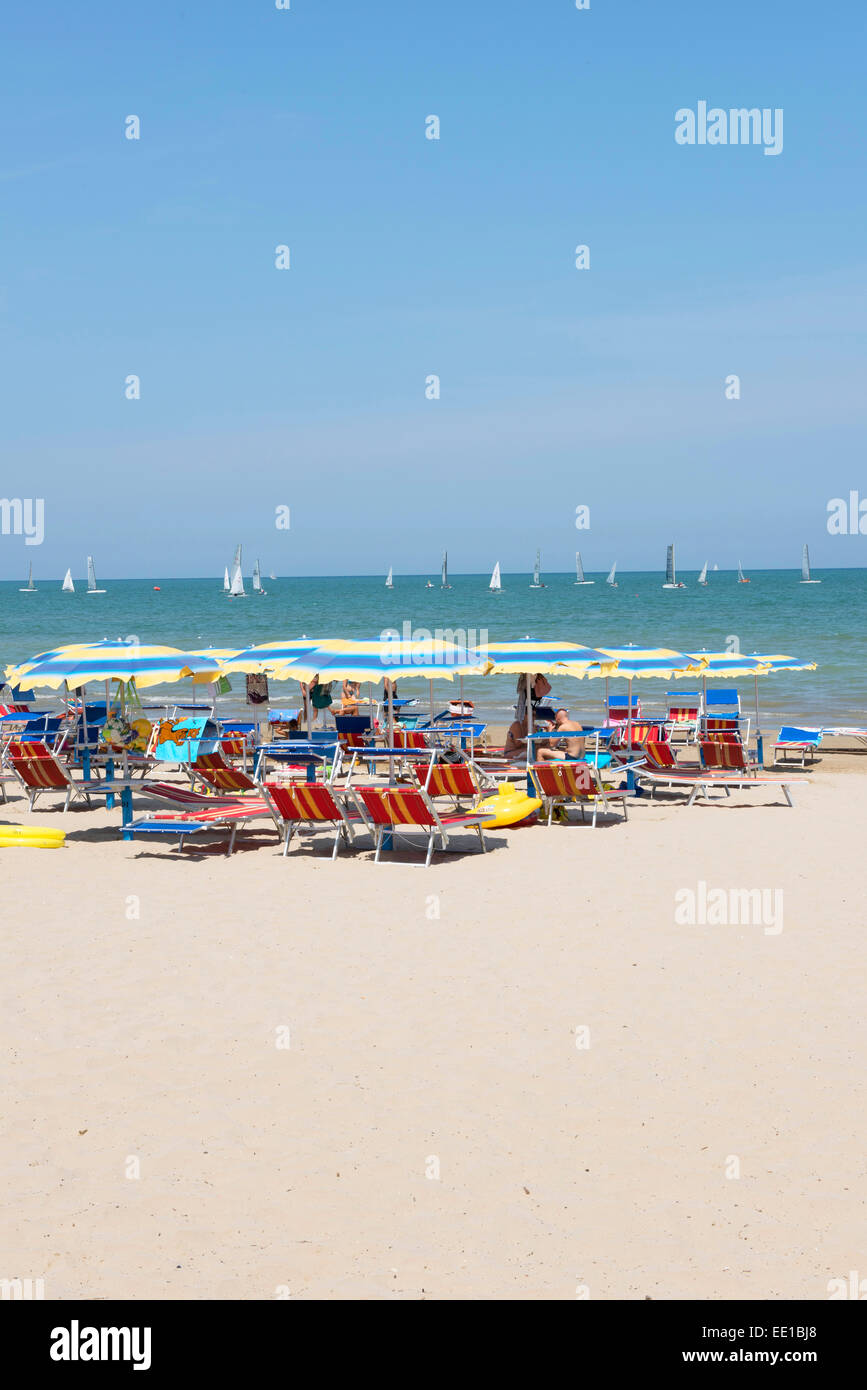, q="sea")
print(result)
[1,569,864,730]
